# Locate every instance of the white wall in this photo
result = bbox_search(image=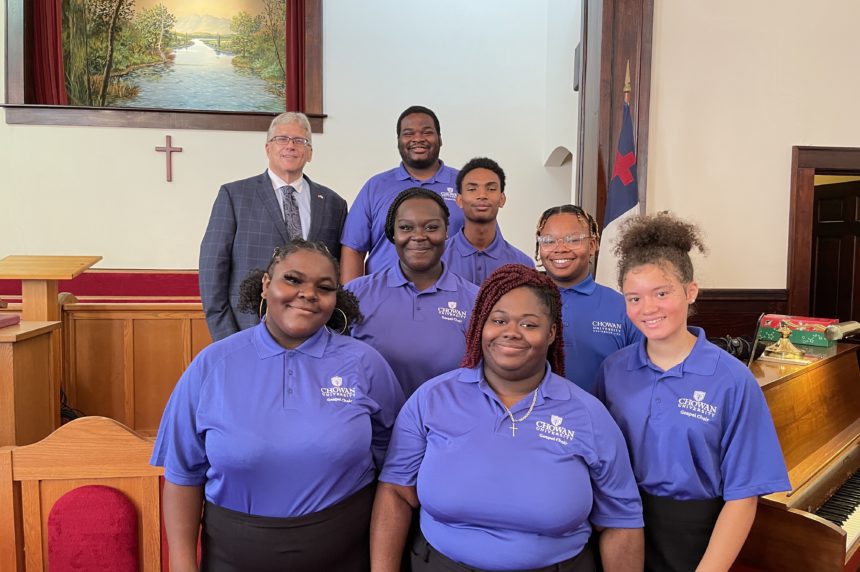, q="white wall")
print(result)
[0,0,580,269]
[647,0,860,288]
[543,0,581,204]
